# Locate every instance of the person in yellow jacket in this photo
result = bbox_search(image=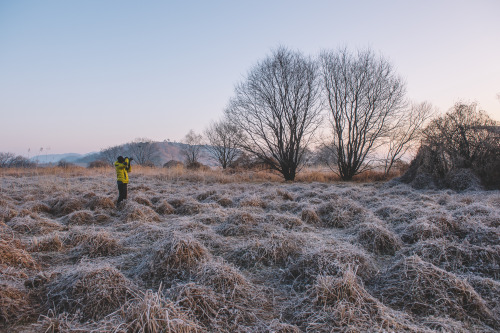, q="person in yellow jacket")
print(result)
[114,156,132,206]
